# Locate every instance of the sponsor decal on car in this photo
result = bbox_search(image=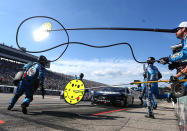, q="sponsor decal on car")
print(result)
[98,91,120,94]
